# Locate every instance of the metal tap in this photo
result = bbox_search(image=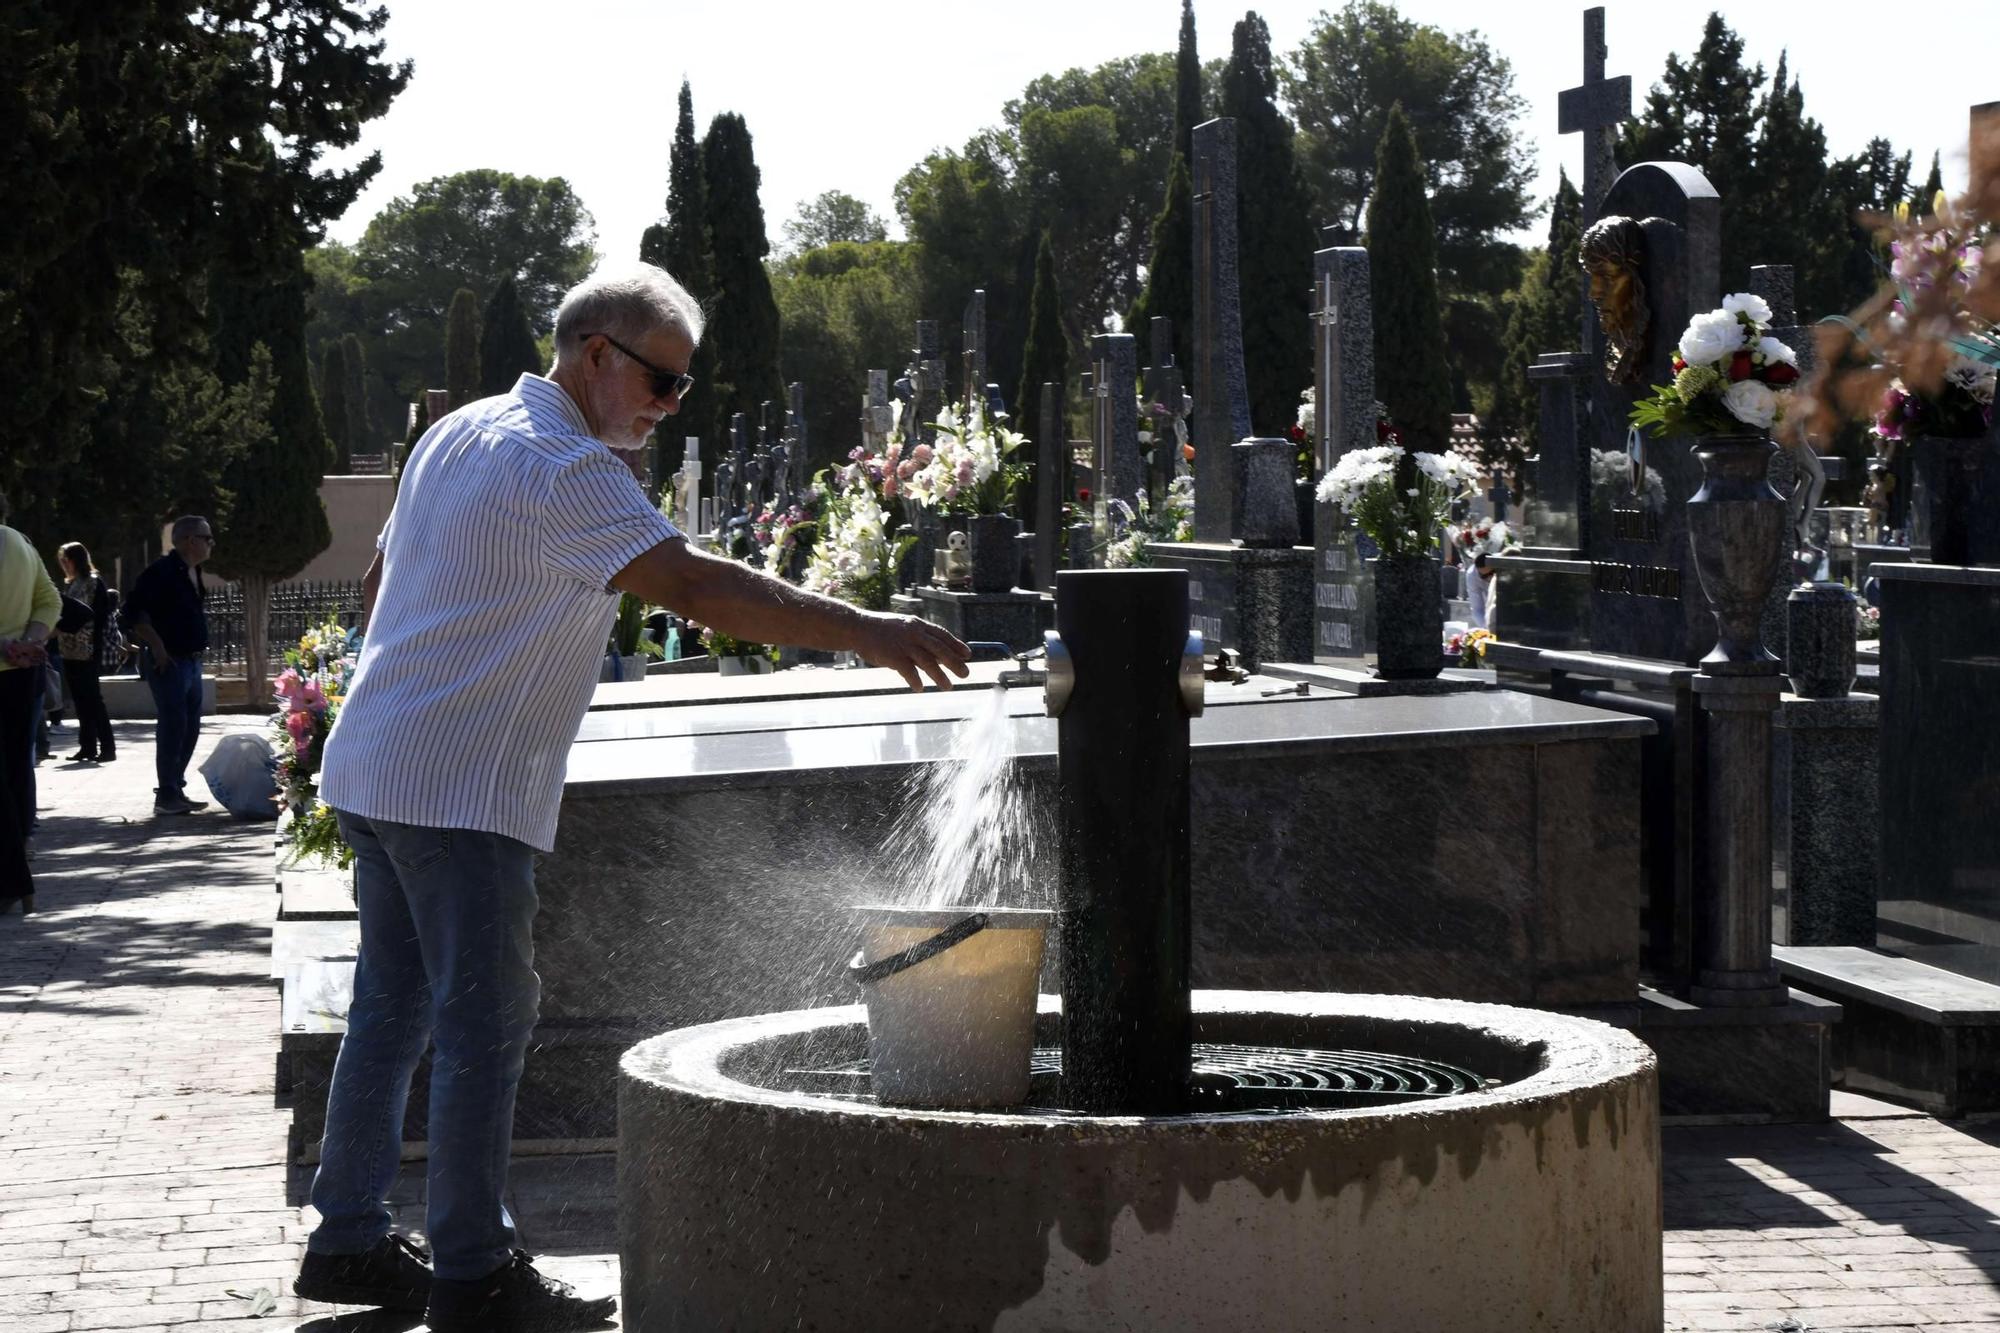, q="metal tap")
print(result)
[996,646,1046,690]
